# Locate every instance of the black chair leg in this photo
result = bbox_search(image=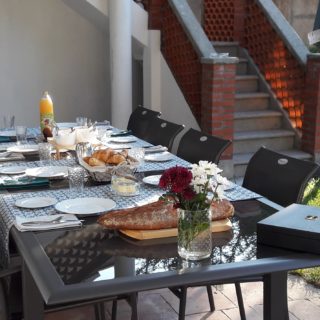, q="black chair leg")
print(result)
[94,302,106,320]
[178,286,187,320]
[235,283,246,320]
[130,293,139,320]
[206,285,215,312]
[111,299,118,320]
